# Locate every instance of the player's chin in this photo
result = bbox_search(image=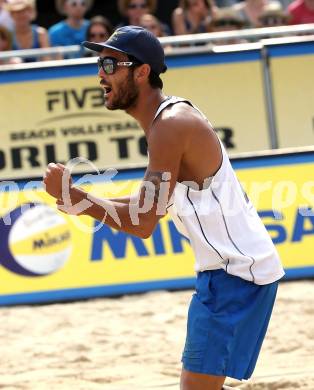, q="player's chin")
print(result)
[104,103,116,111]
[104,100,113,110]
[104,99,120,111]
